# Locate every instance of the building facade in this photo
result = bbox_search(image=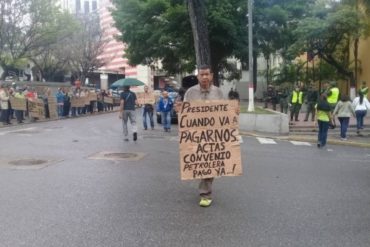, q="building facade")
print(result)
[57,0,98,14]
